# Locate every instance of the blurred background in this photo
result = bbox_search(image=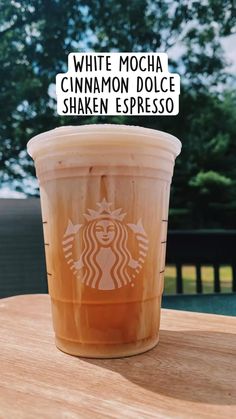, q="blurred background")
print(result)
[0,0,236,306]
